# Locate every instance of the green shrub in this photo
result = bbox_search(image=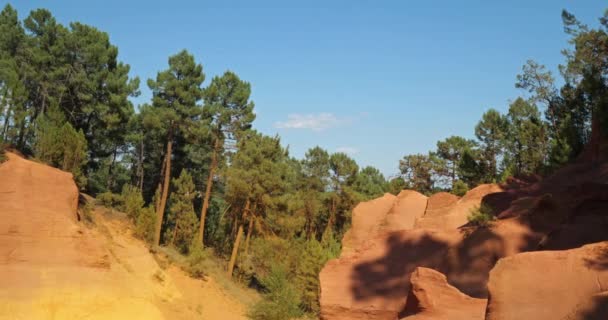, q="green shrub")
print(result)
[96,191,123,209]
[248,266,303,320]
[451,180,469,197]
[121,184,144,221]
[79,196,95,224]
[136,205,156,244]
[467,203,495,227]
[0,140,6,164]
[34,105,88,188]
[187,242,209,279]
[295,239,335,314]
[169,170,198,254]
